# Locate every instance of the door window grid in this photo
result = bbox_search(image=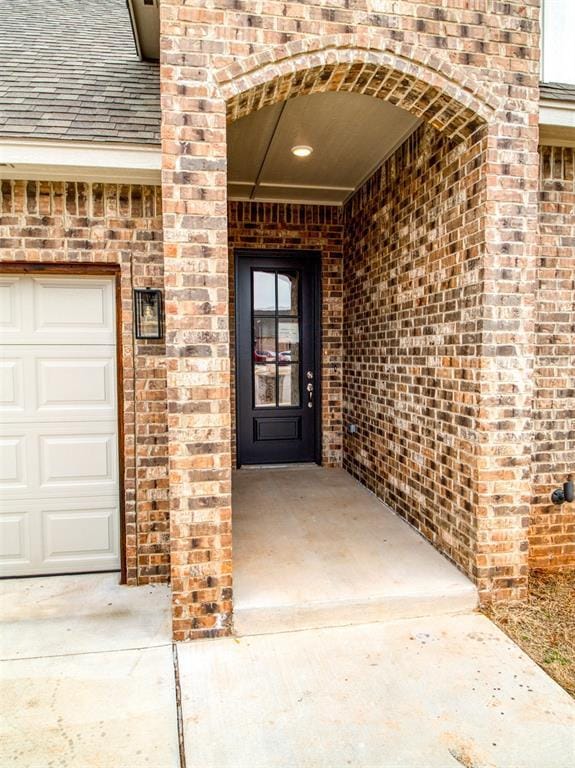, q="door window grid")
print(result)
[252,269,301,409]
